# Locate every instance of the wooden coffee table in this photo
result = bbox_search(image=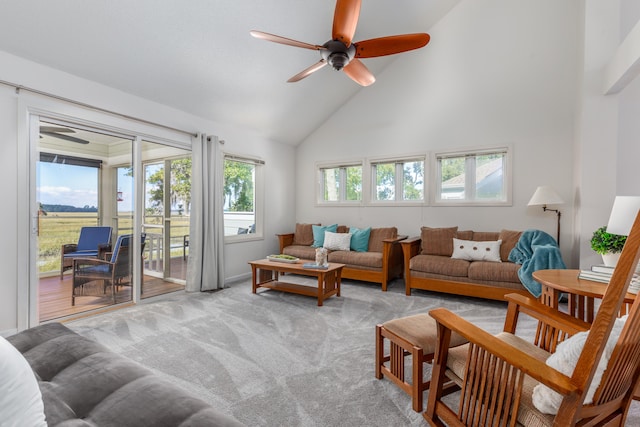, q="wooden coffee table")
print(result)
[248,259,345,306]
